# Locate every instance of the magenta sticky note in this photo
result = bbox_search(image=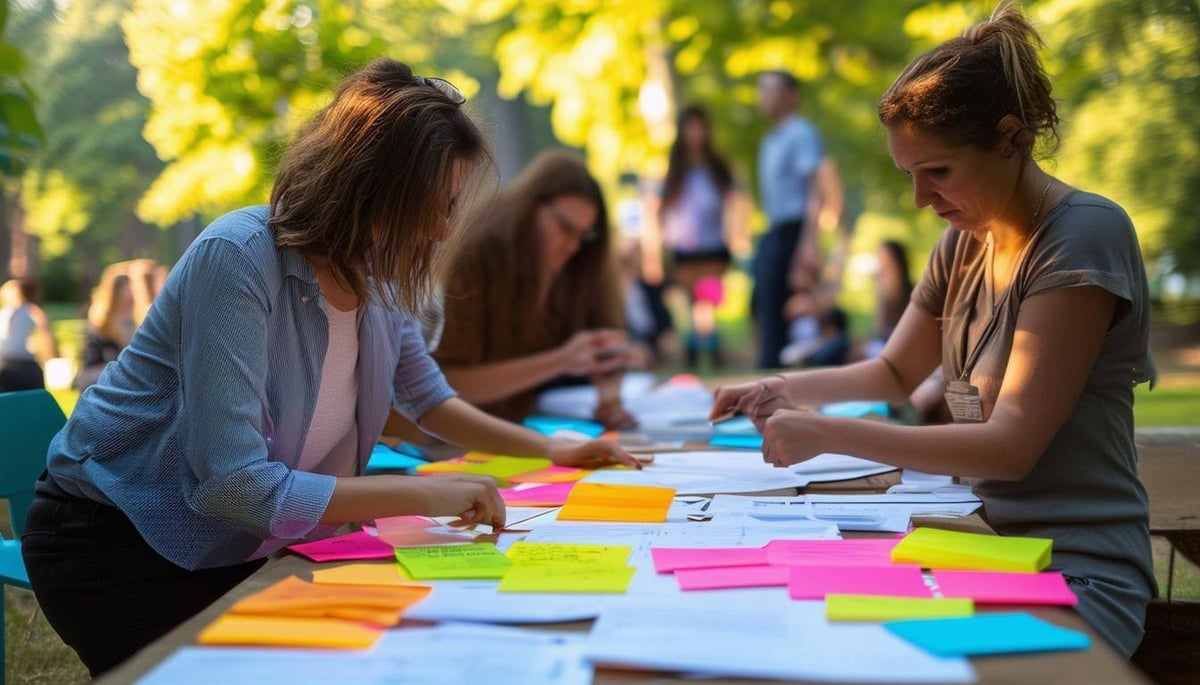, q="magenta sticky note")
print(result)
[766,538,905,567]
[933,570,1078,606]
[788,564,932,600]
[650,547,770,574]
[288,530,395,562]
[498,482,576,507]
[676,565,790,591]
